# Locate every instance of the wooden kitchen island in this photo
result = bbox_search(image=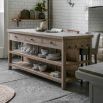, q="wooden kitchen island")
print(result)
[8,29,93,89]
